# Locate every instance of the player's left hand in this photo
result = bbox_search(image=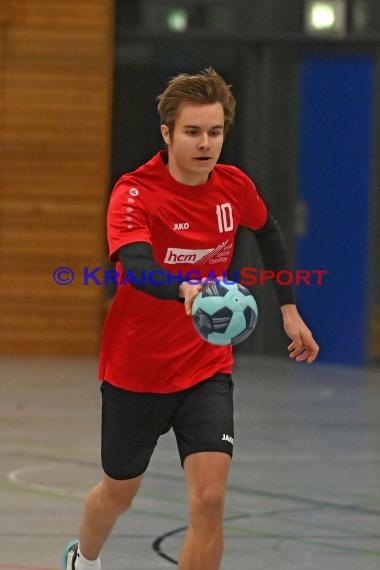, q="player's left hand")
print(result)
[281,304,319,364]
